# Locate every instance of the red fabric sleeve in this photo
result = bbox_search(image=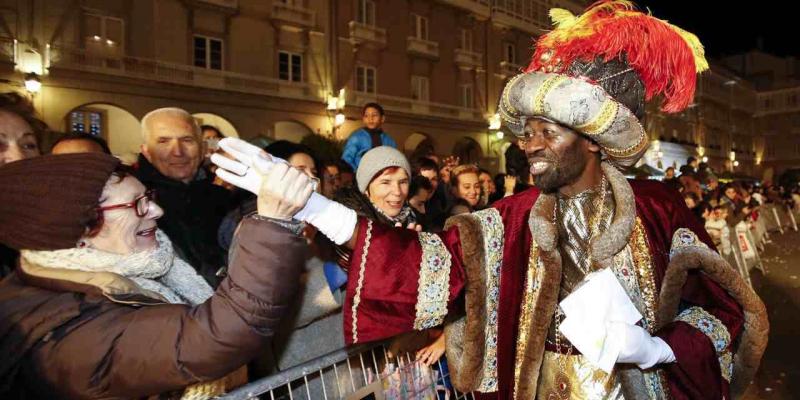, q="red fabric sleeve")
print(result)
[635,181,743,400]
[657,321,726,400]
[343,218,466,344]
